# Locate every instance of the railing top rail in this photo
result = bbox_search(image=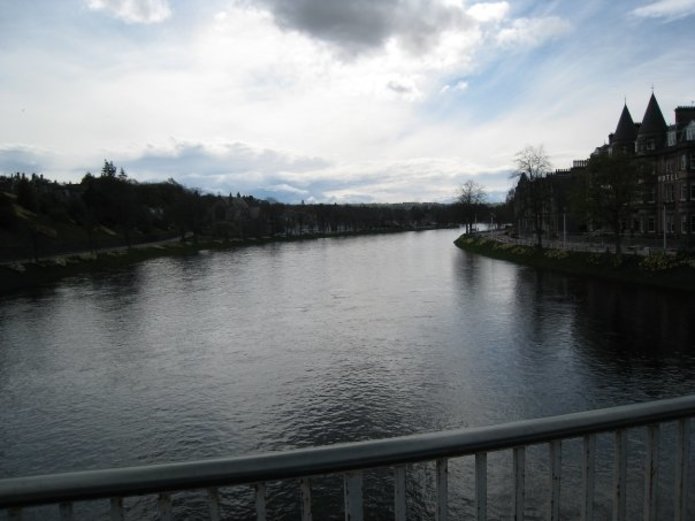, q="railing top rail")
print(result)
[2,394,694,509]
